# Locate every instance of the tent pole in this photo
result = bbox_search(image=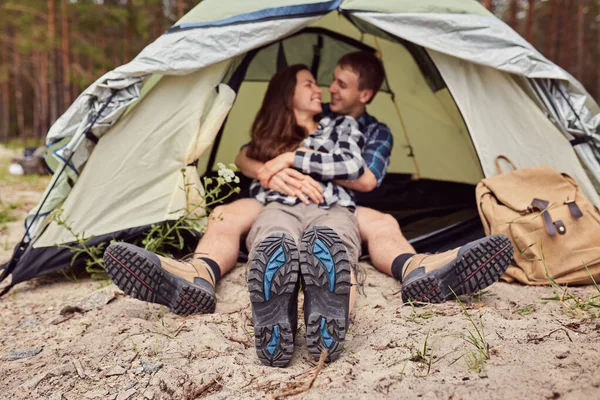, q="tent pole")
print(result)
[0,90,118,296]
[374,36,421,179]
